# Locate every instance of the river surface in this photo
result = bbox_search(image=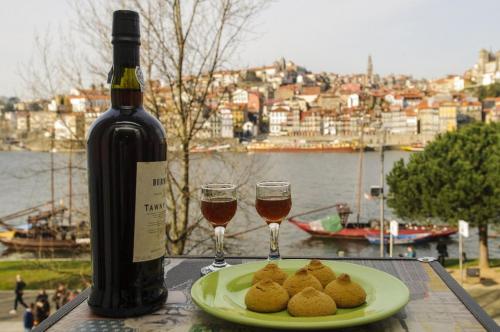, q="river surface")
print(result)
[0,151,498,259]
